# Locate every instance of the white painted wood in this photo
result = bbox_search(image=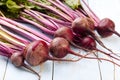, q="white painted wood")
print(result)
[53,0,120,80]
[1,0,120,80]
[4,60,53,80]
[0,56,8,80]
